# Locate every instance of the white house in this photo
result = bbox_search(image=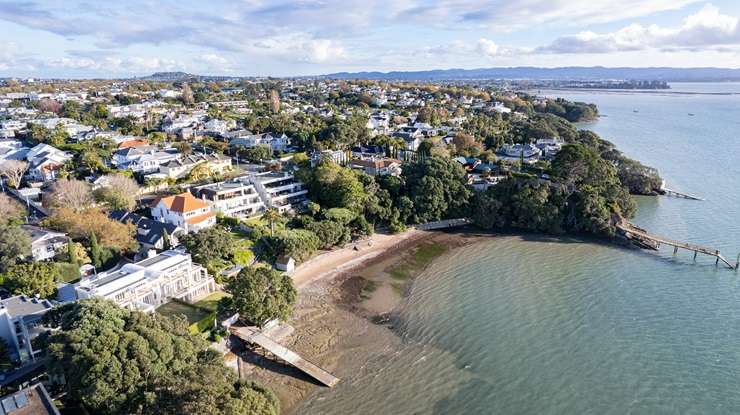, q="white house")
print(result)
[230,132,291,153]
[349,158,402,177]
[0,295,53,364]
[25,143,72,182]
[150,192,216,232]
[113,146,180,174]
[21,225,69,262]
[250,171,308,213]
[74,249,216,313]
